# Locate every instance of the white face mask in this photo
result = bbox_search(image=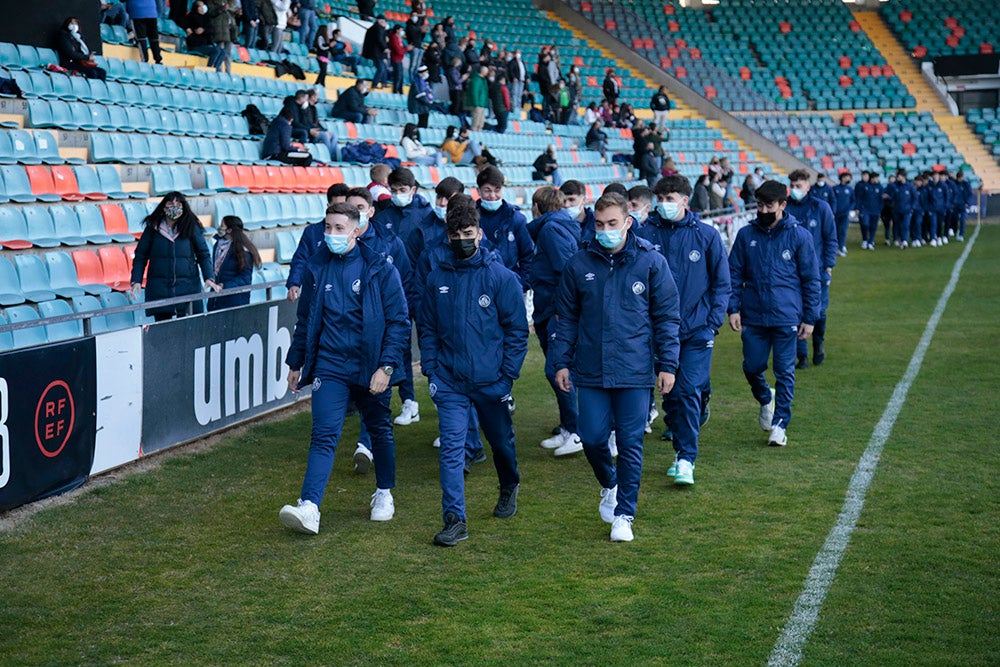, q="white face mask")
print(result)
[565,205,582,220]
[358,211,369,230]
[197,5,207,14]
[481,198,503,212]
[790,188,806,201]
[433,205,447,221]
[69,23,80,33]
[391,192,413,208]
[657,201,682,221]
[300,101,309,109]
